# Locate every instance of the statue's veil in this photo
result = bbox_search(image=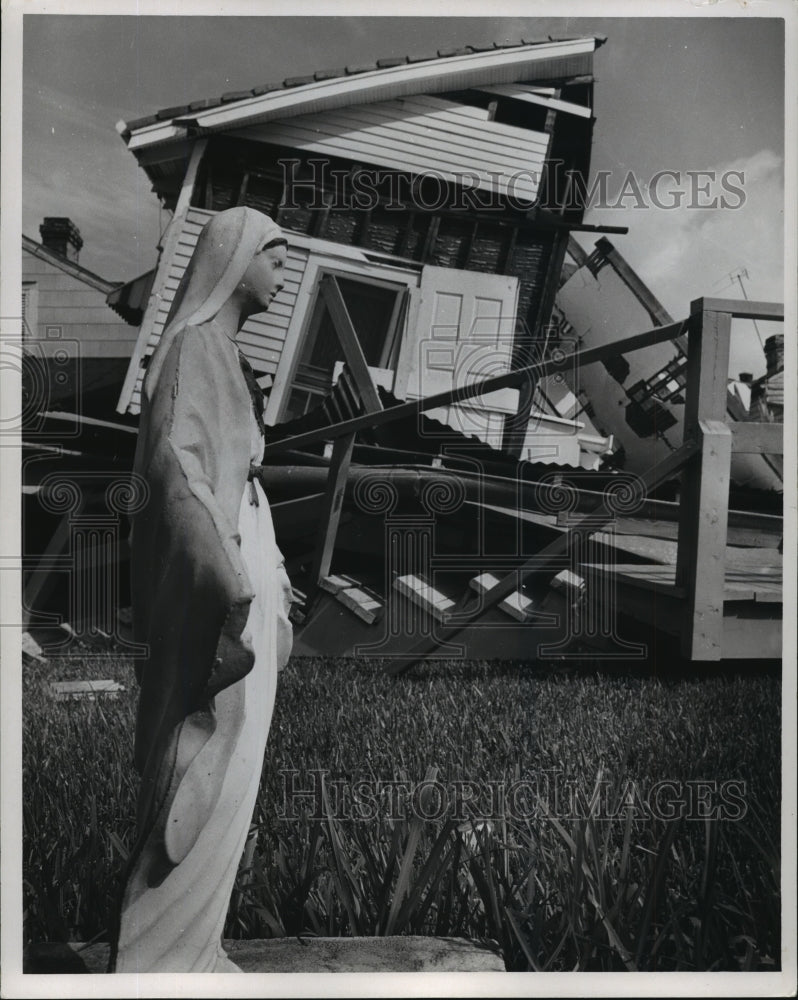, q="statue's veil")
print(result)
[144,207,282,398]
